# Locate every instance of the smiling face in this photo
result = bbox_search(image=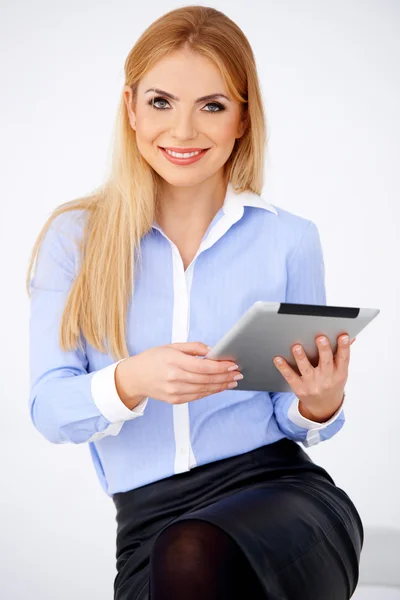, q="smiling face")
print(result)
[123,48,248,188]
